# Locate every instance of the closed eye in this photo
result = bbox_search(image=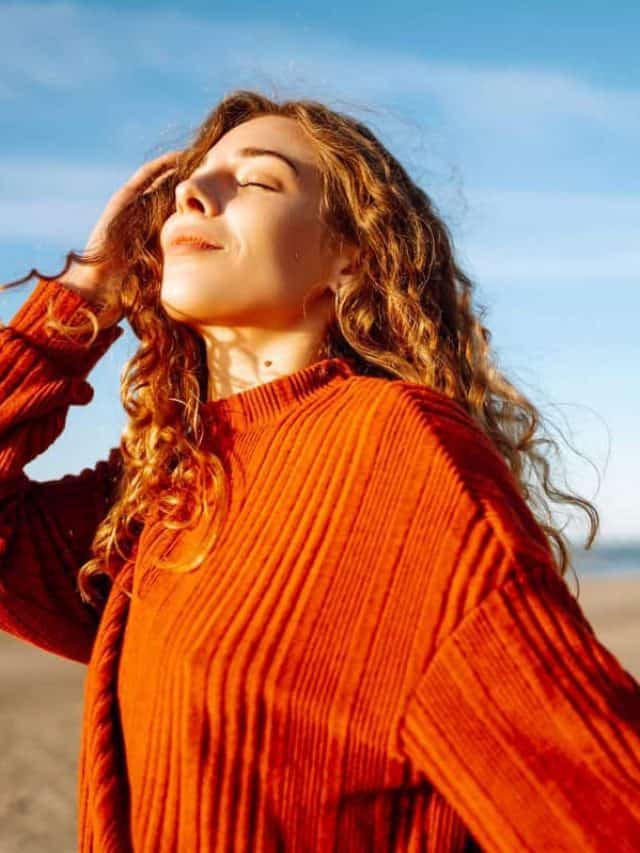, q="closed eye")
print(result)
[237,181,277,191]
